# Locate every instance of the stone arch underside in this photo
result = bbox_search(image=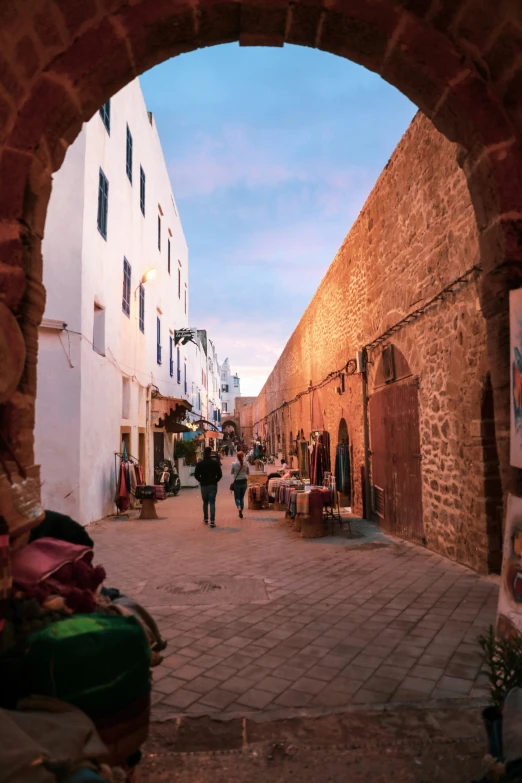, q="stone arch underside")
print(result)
[0,0,522,509]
